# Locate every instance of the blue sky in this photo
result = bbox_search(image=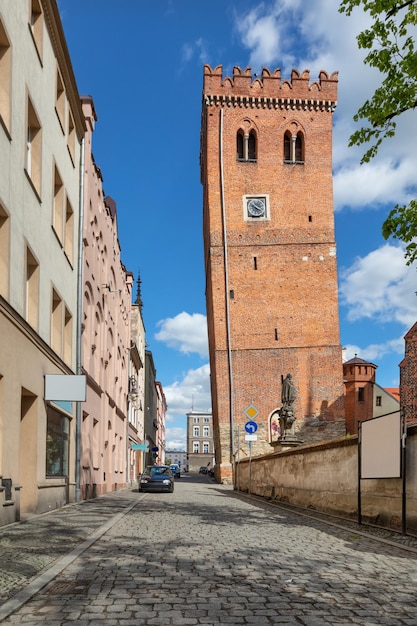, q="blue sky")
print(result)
[57,0,417,449]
